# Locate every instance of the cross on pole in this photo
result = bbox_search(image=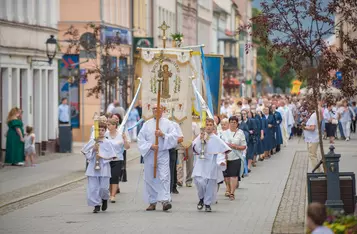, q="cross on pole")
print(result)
[158,21,170,49]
